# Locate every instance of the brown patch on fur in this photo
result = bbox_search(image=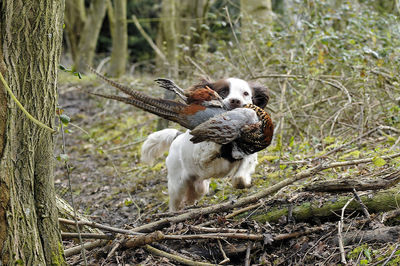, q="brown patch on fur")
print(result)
[210,79,230,94]
[250,83,270,109]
